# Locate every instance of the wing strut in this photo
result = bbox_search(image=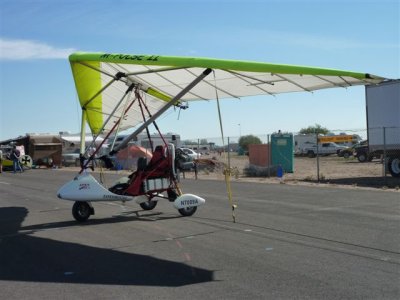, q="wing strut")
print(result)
[111,68,212,154]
